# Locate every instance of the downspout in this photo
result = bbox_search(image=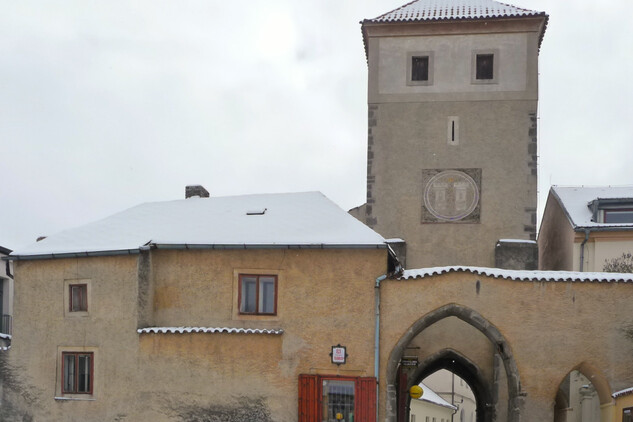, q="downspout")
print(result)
[375,273,387,422]
[579,229,590,272]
